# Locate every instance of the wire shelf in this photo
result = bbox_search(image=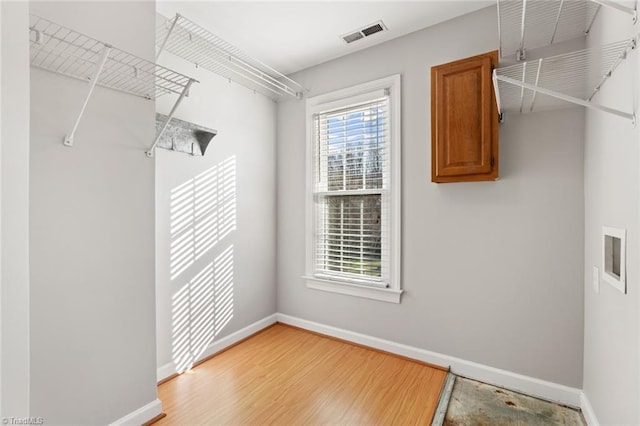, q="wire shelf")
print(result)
[156,13,304,100]
[494,38,636,119]
[30,14,195,100]
[498,0,603,60]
